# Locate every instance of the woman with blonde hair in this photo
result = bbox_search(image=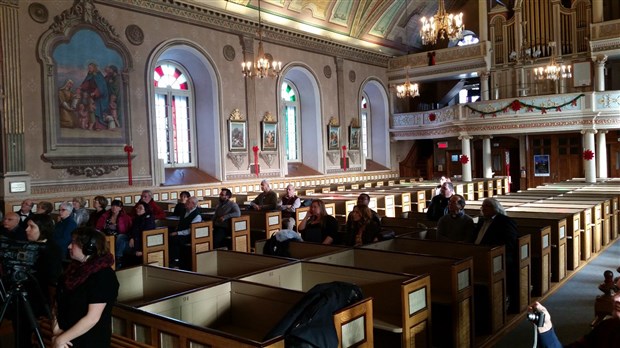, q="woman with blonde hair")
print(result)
[298,199,339,244]
[72,196,90,227]
[344,204,381,246]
